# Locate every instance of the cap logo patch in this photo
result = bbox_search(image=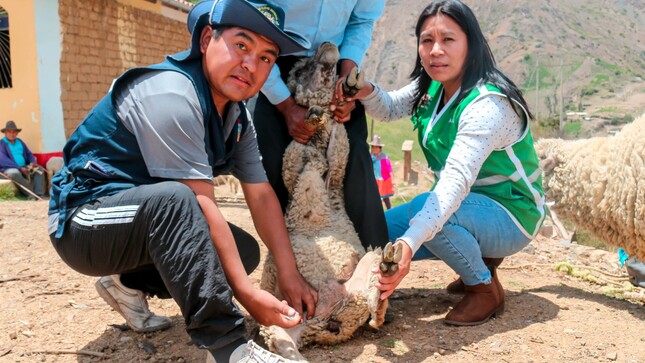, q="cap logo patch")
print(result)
[257,5,280,27]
